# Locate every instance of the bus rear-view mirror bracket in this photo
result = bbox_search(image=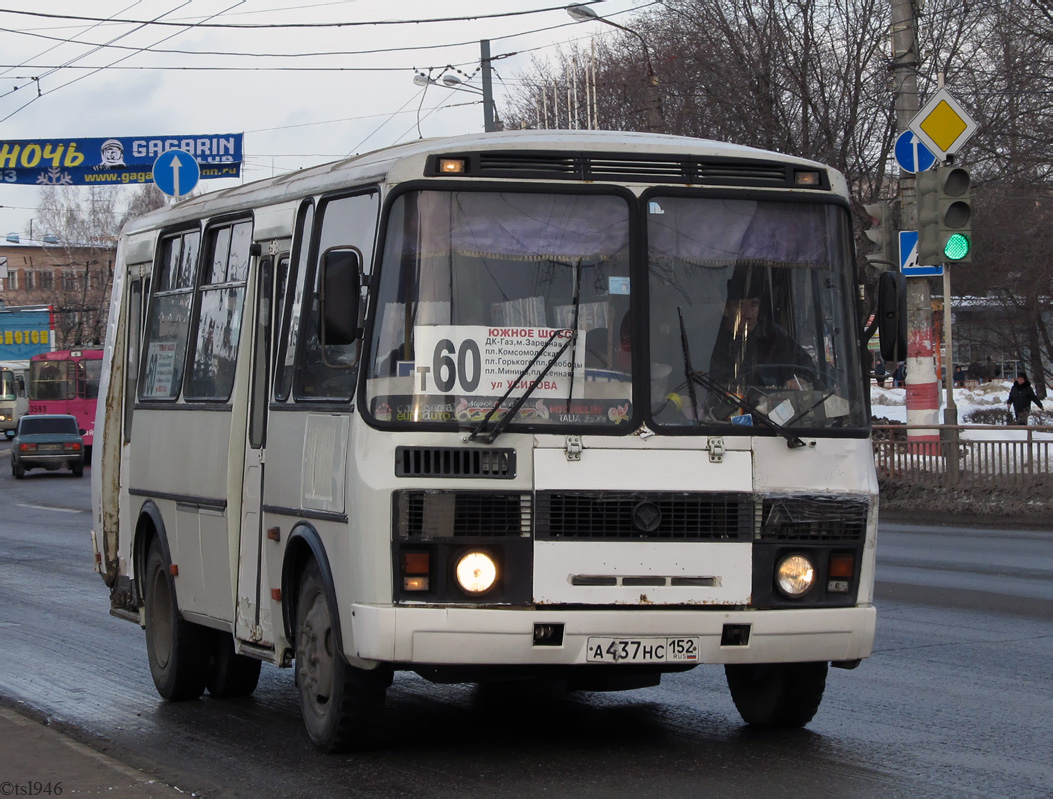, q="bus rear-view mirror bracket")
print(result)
[320,247,362,347]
